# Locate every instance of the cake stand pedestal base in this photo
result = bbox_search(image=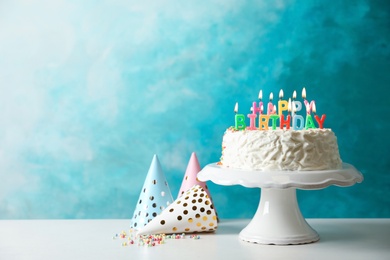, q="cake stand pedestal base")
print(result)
[240,188,319,245]
[197,163,363,245]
